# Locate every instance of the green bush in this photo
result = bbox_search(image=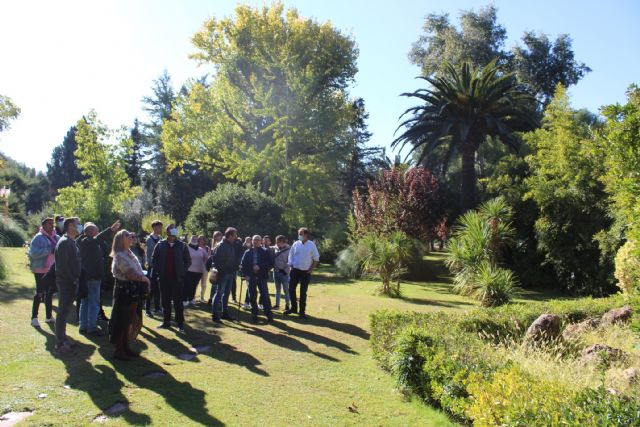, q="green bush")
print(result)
[335,246,363,278]
[615,240,640,295]
[140,212,175,236]
[185,183,286,238]
[370,295,640,425]
[446,198,517,307]
[0,216,29,247]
